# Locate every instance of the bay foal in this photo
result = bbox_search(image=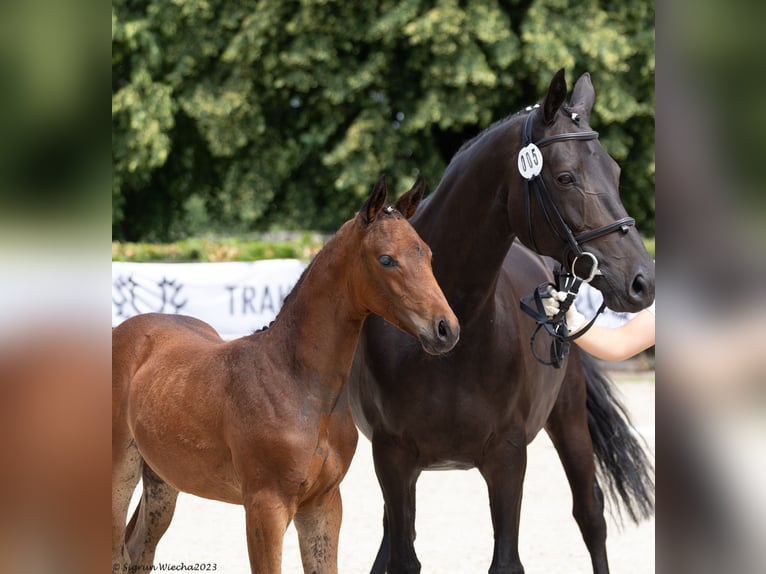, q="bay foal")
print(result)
[112,175,459,573]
